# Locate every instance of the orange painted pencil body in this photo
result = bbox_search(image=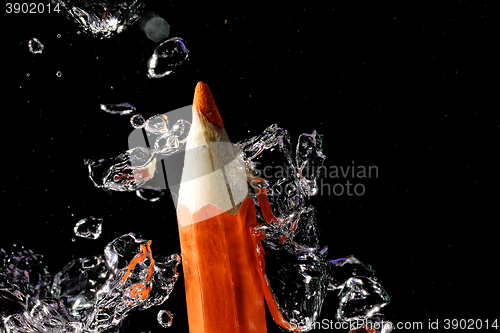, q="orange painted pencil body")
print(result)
[177,82,300,333]
[177,198,267,333]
